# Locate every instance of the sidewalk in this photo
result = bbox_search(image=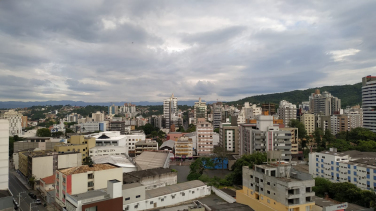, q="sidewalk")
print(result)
[11,170,31,190]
